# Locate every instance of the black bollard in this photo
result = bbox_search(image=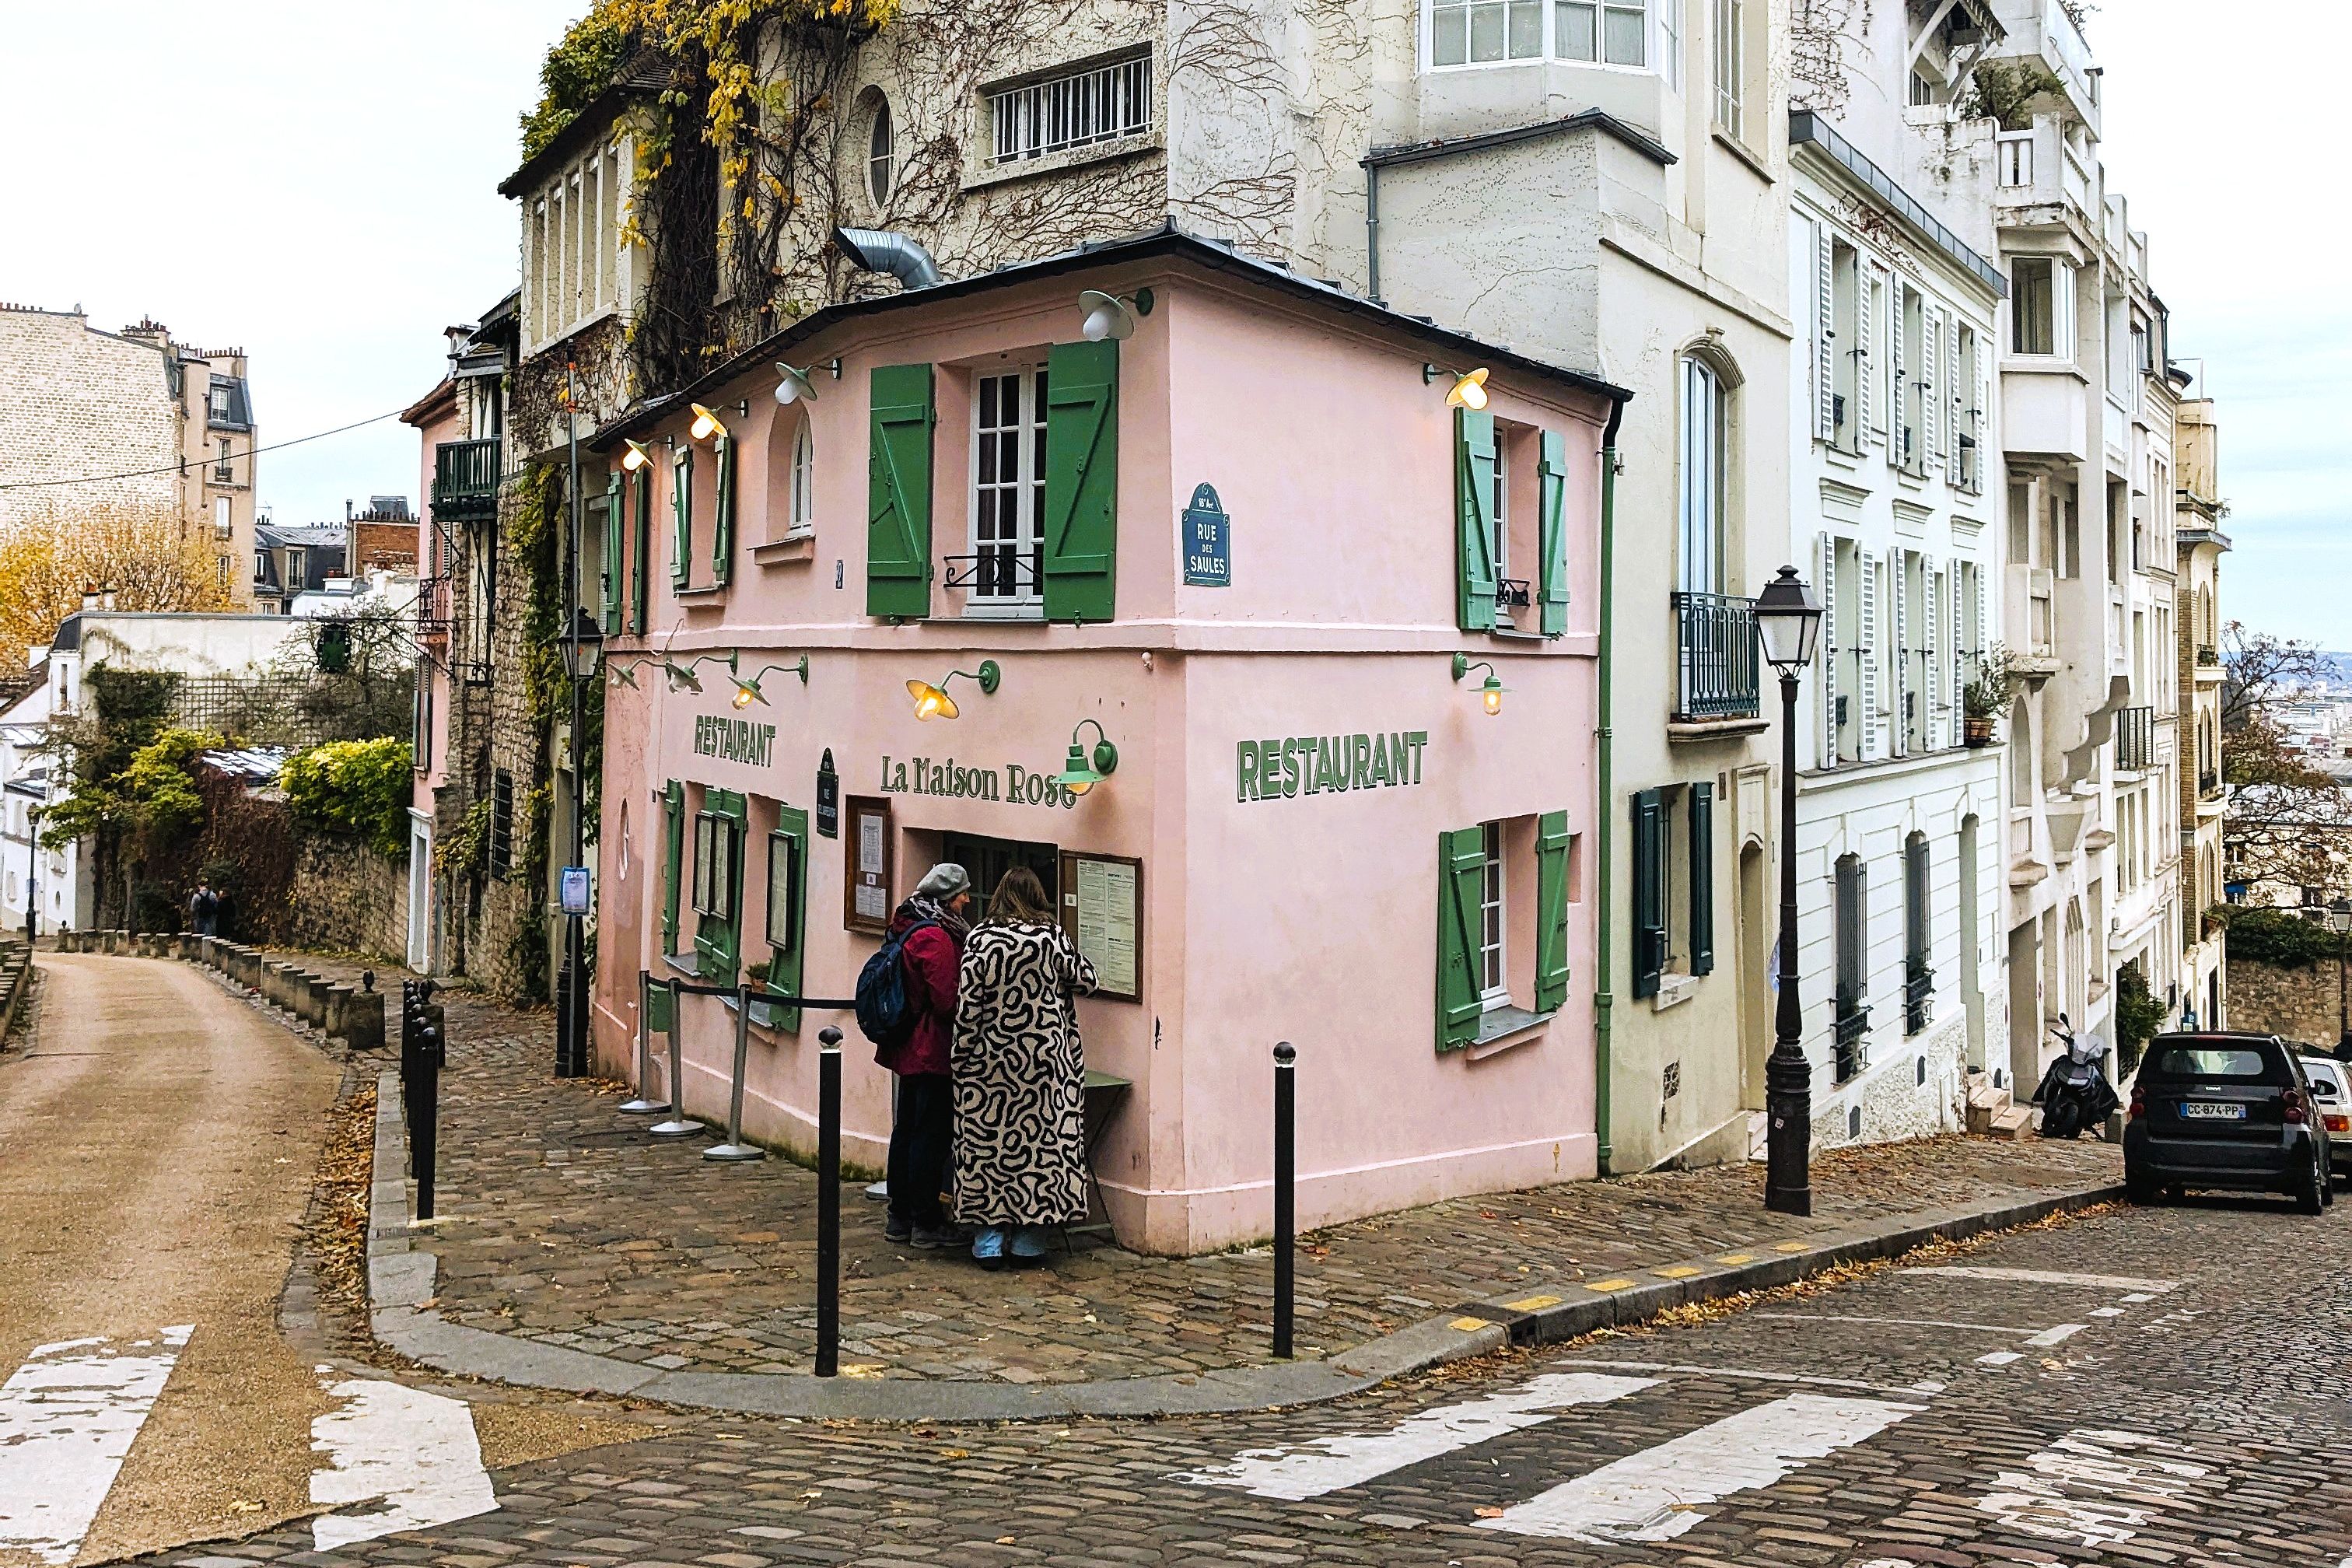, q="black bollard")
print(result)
[1273,1041,1297,1360]
[816,1026,843,1377]
[414,1008,444,1222]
